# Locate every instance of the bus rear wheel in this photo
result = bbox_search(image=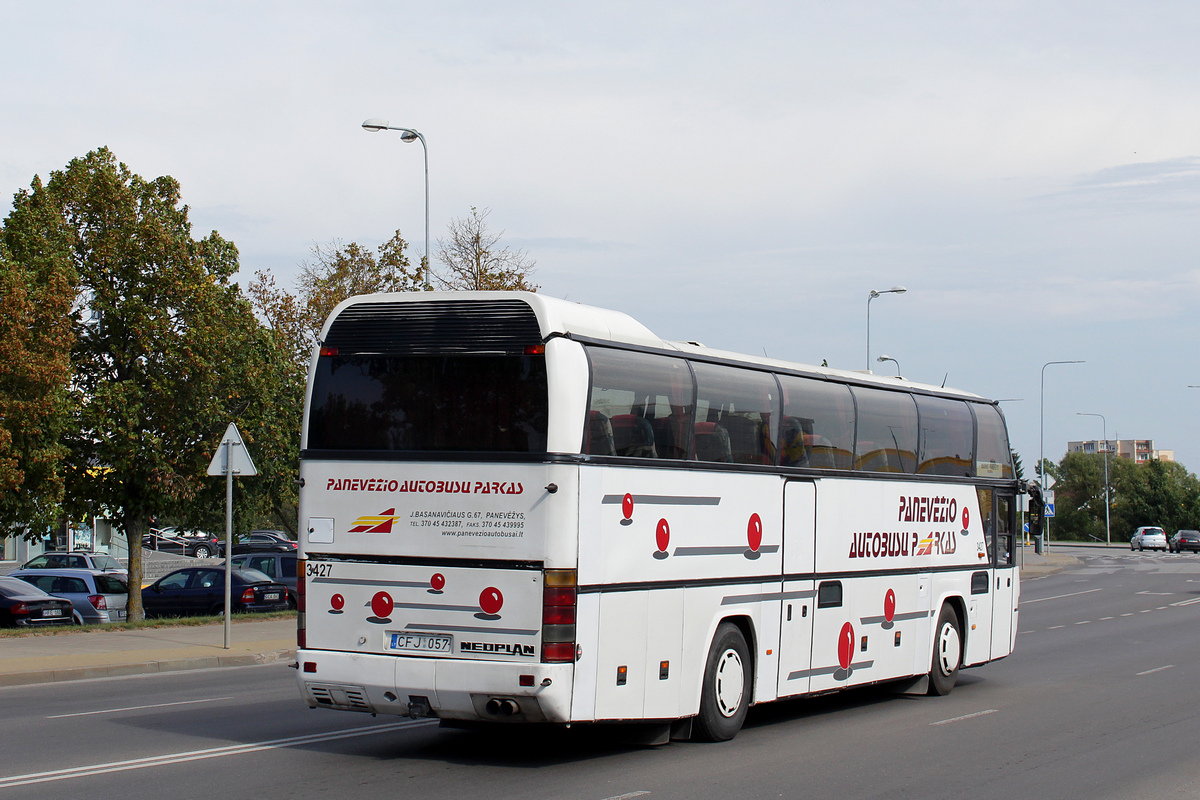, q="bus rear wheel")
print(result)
[694,622,751,742]
[928,604,962,696]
